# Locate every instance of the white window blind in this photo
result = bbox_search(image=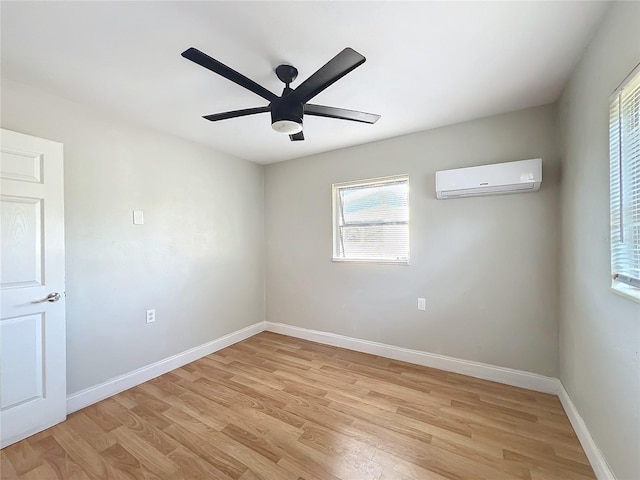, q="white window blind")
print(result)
[610,64,640,293]
[332,175,409,263]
